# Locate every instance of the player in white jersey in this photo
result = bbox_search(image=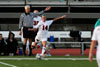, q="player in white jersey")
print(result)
[32,10,42,42]
[29,15,66,57]
[32,10,42,48]
[33,10,42,28]
[89,26,100,67]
